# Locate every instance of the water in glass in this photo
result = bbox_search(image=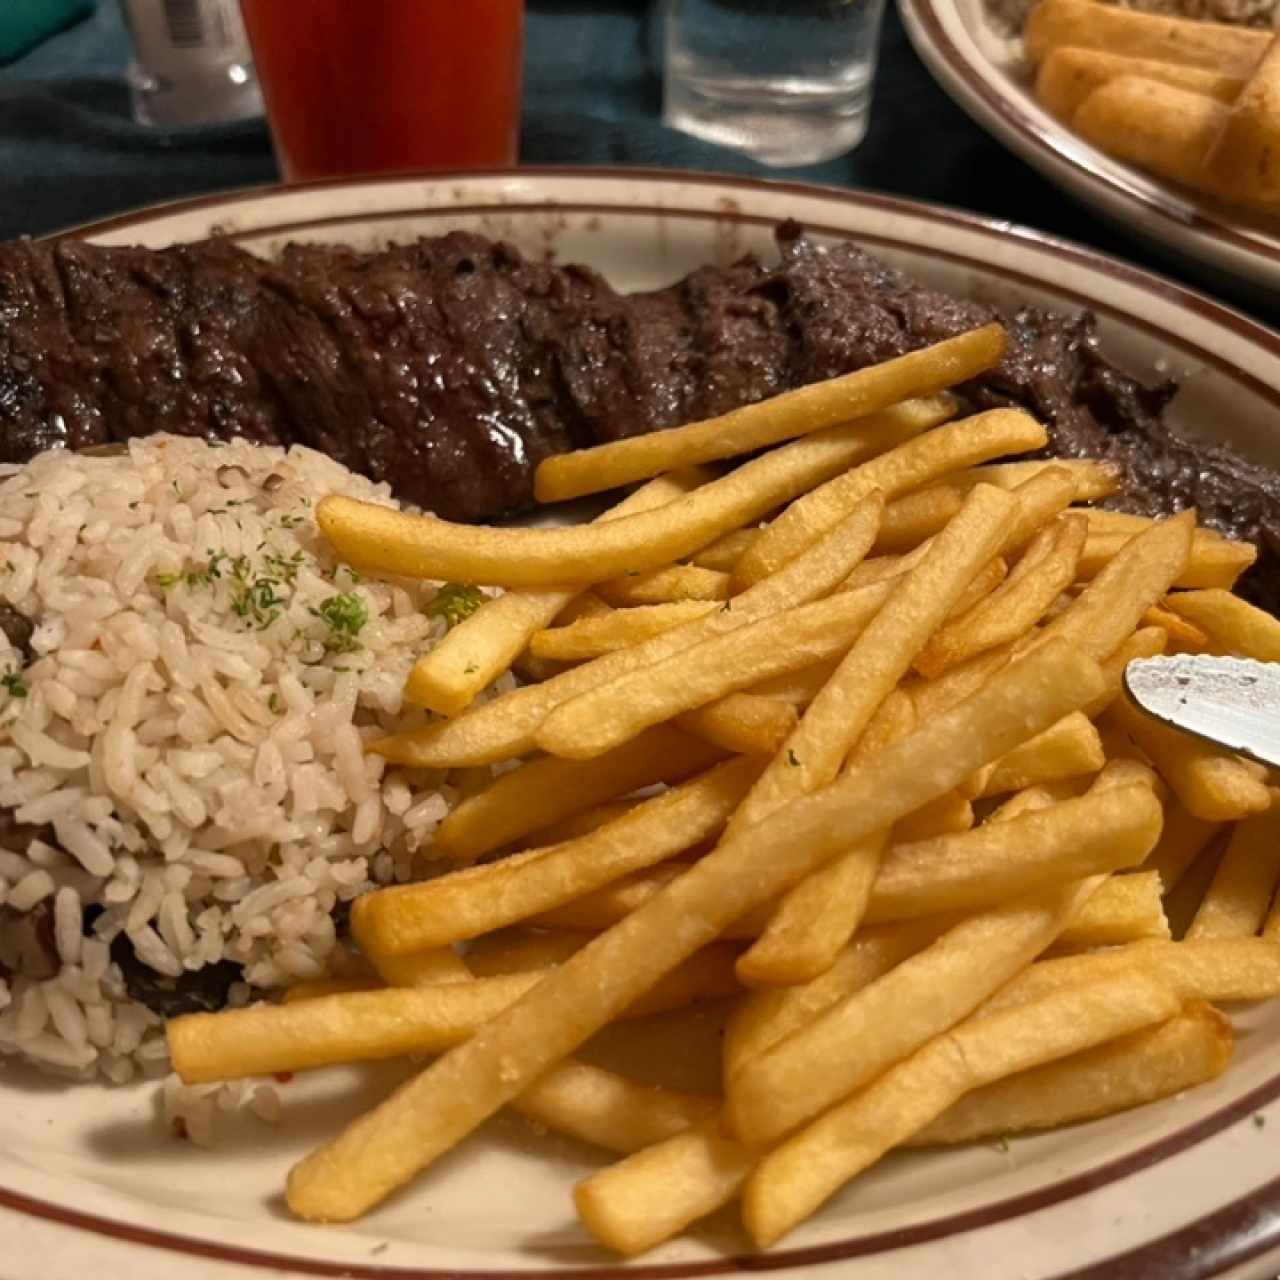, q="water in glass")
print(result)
[663,0,886,166]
